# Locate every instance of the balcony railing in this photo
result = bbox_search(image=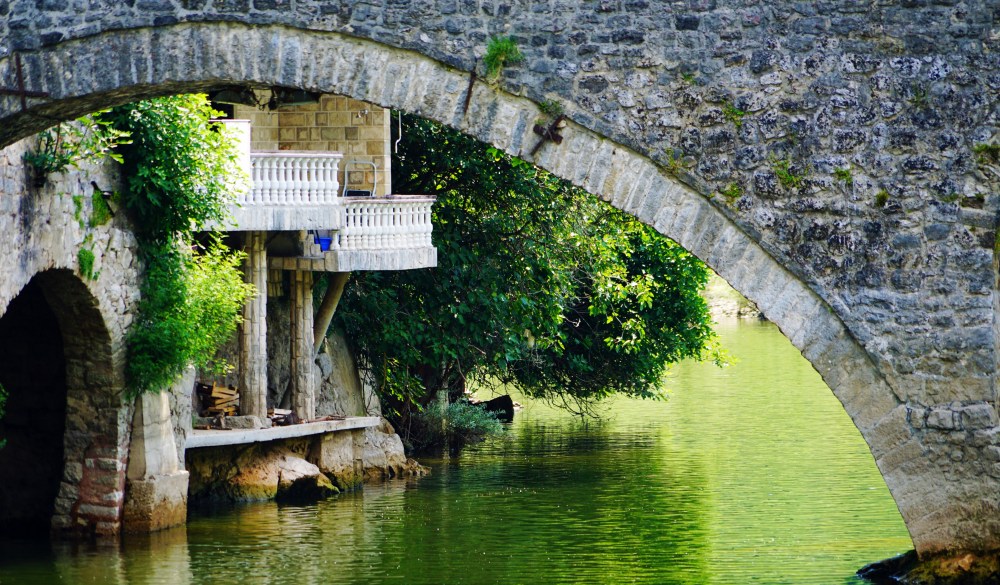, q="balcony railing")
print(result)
[333,196,435,250]
[244,152,344,206]
[217,120,435,258]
